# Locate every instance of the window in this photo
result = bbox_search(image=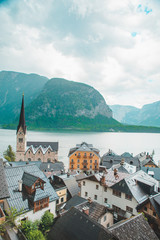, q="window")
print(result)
[90,165,92,169]
[104,187,107,192]
[71,159,74,163]
[19,138,23,143]
[77,159,80,163]
[71,165,74,169]
[125,194,132,201]
[38,151,40,154]
[77,164,80,168]
[96,185,99,190]
[95,160,97,163]
[113,189,121,197]
[112,205,120,213]
[90,160,92,163]
[94,195,97,200]
[28,151,30,154]
[104,216,107,221]
[126,206,133,213]
[47,158,51,162]
[35,182,40,188]
[28,158,31,161]
[84,159,87,163]
[61,197,64,203]
[85,192,88,197]
[75,154,77,156]
[153,212,156,217]
[56,199,59,204]
[144,206,147,211]
[107,223,110,227]
[104,198,108,203]
[48,151,50,154]
[83,181,85,186]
